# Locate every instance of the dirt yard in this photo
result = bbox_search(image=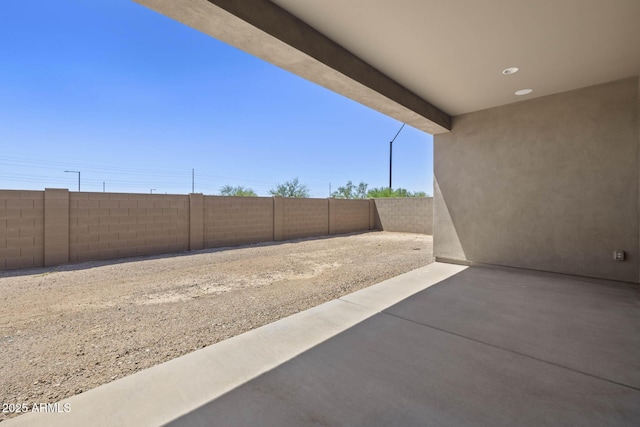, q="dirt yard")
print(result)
[0,231,432,422]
